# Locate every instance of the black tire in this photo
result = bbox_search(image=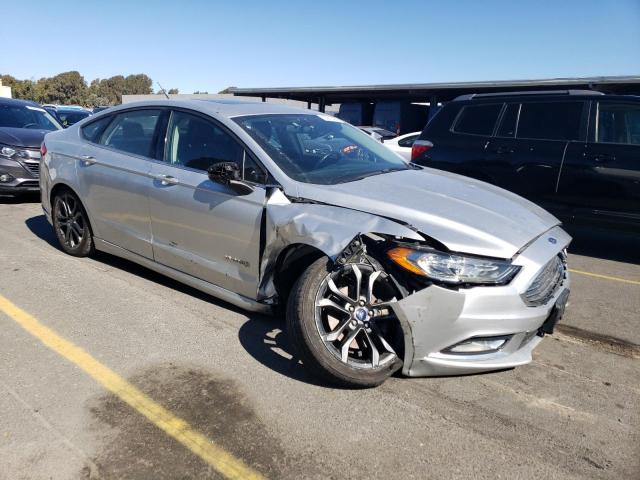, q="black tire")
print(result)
[52,190,94,257]
[287,257,403,388]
